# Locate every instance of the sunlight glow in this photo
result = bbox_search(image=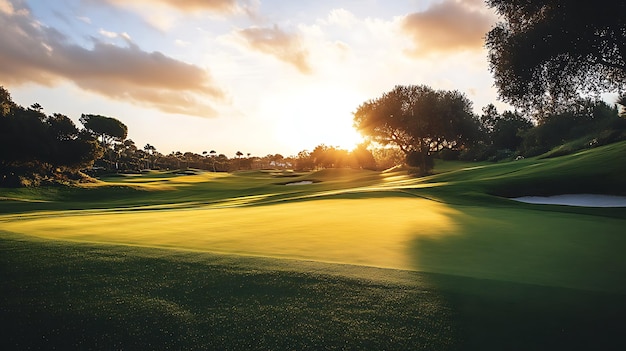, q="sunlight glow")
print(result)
[3,198,458,271]
[266,85,365,152]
